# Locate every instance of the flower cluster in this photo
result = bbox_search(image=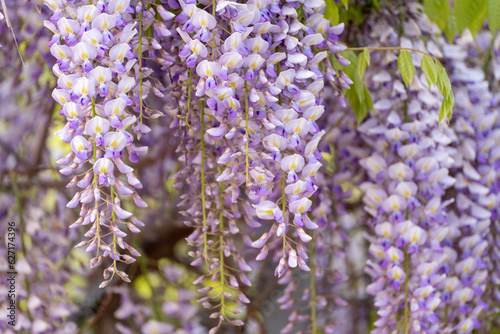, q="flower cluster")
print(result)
[358,5,457,333]
[45,0,163,286]
[171,0,350,330]
[439,30,498,333]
